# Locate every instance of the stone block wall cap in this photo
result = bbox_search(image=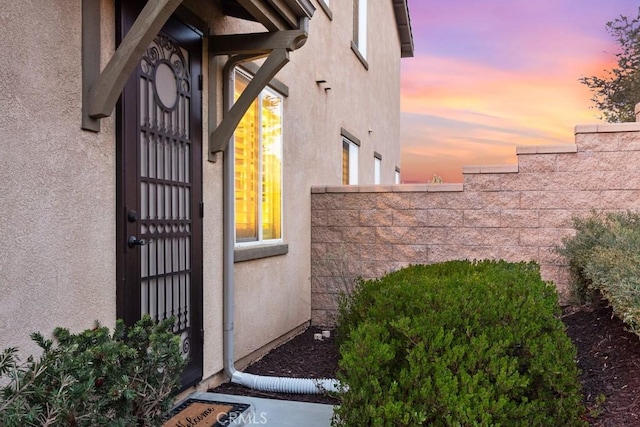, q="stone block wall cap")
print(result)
[312,184,465,194]
[428,183,463,192]
[325,185,359,193]
[575,122,640,134]
[462,165,481,174]
[463,164,518,174]
[356,185,395,193]
[392,184,430,192]
[516,145,577,155]
[390,183,463,192]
